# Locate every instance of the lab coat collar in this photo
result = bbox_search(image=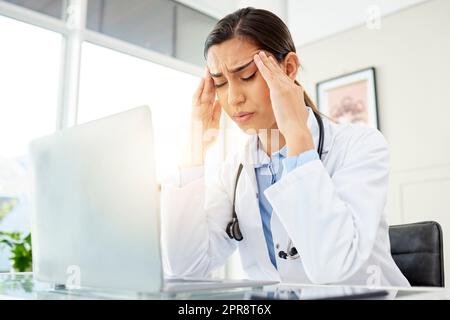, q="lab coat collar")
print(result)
[236,106,331,200]
[253,139,287,168]
[242,106,331,168]
[306,106,331,156]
